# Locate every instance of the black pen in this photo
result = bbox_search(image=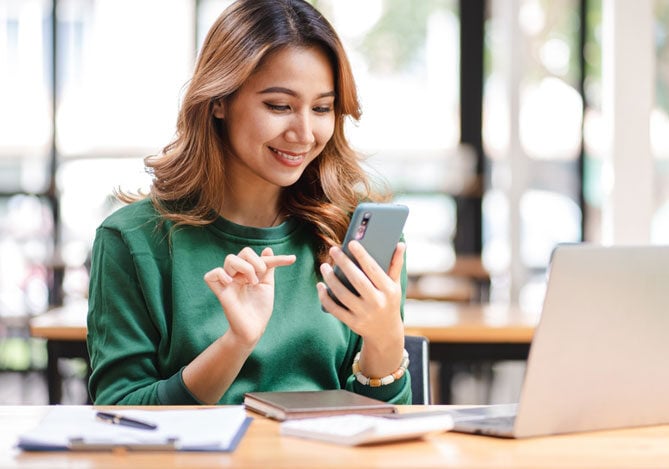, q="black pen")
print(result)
[95,411,158,431]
